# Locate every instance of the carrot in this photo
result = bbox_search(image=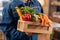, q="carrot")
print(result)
[38,13,52,27]
[38,13,44,26]
[42,16,46,26]
[43,14,49,26]
[44,14,52,26]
